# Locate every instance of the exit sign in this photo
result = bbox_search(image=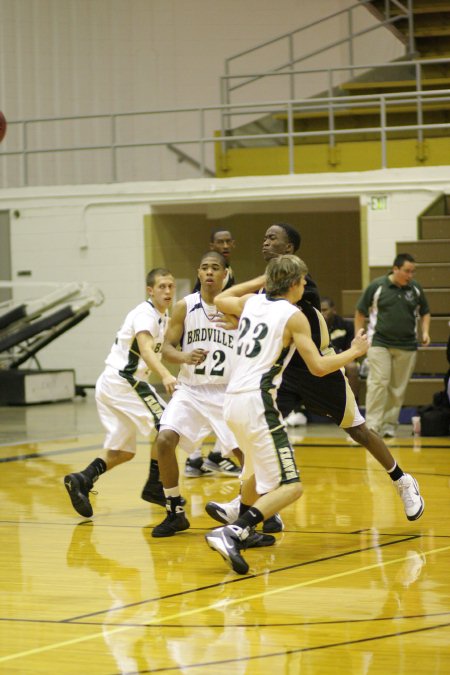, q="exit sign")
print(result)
[370,195,388,210]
